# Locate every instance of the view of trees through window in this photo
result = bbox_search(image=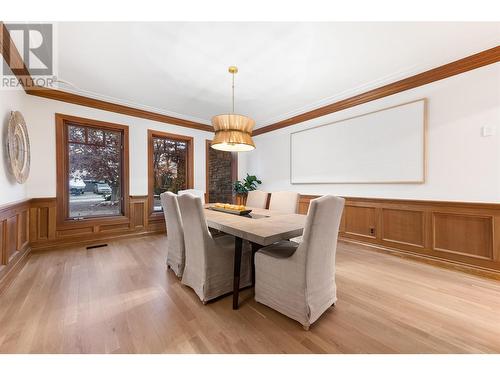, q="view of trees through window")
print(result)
[67,124,123,218]
[152,136,188,211]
